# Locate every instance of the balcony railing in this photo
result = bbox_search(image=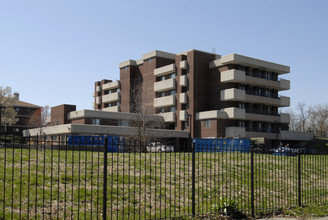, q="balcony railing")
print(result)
[245,90,279,99]
[245,108,279,116]
[245,128,281,133]
[245,70,278,82]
